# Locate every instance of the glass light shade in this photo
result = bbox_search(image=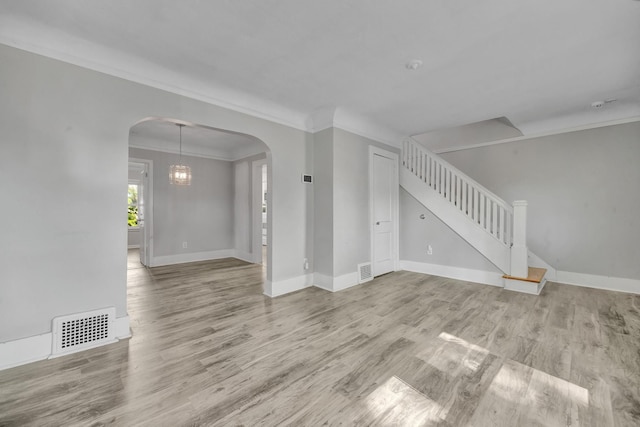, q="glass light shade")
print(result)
[169,164,192,185]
